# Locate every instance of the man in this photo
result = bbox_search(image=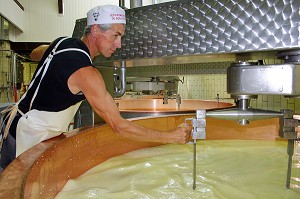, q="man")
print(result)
[0,5,191,169]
